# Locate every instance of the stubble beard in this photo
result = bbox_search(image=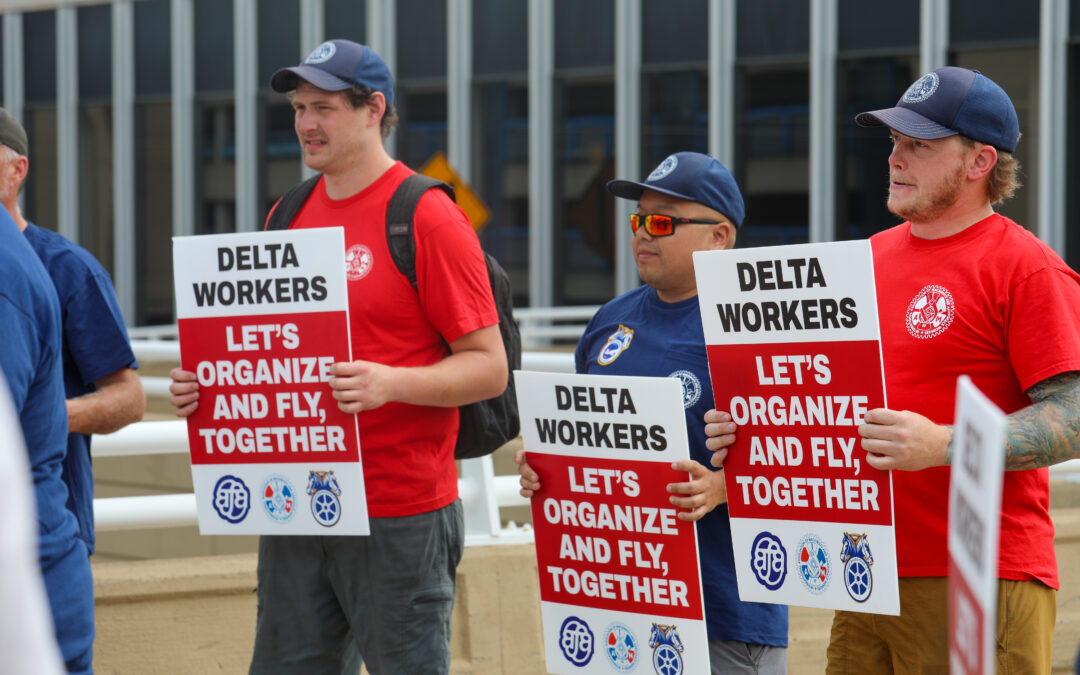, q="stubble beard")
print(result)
[887,163,966,224]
